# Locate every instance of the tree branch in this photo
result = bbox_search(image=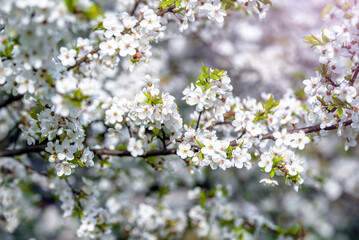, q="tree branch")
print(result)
[0,144,47,157]
[257,120,352,141]
[0,94,23,109]
[130,0,142,16]
[66,47,100,71]
[195,111,203,130]
[156,4,176,16]
[0,120,353,158]
[349,64,359,86]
